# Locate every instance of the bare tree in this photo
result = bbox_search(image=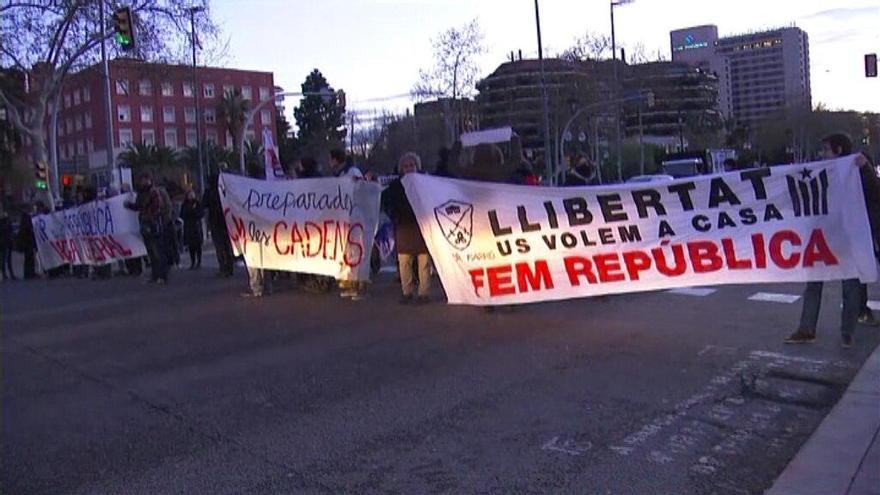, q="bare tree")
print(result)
[0,0,222,207]
[412,19,486,101]
[561,32,612,61]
